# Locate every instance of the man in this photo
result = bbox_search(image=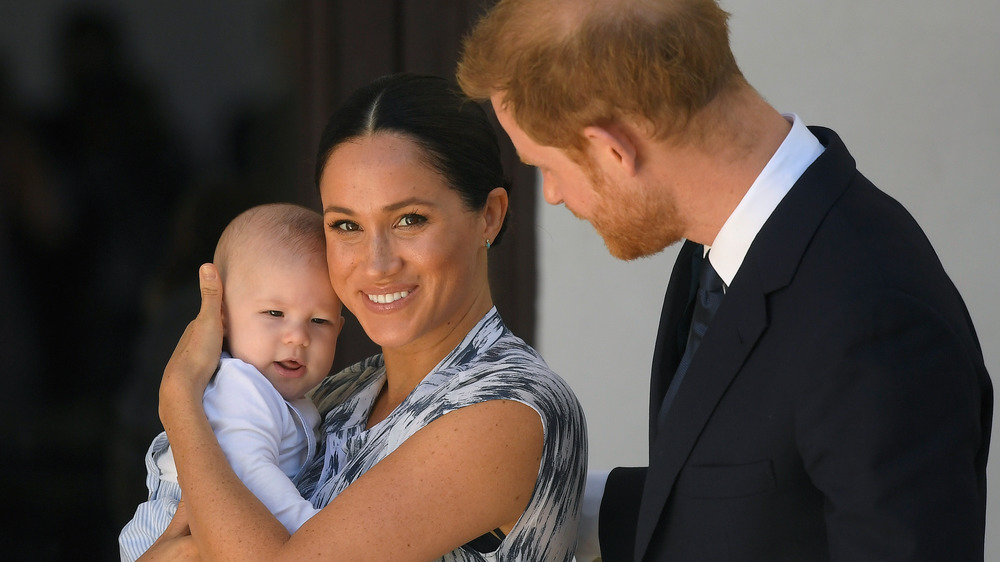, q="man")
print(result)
[457,0,992,560]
